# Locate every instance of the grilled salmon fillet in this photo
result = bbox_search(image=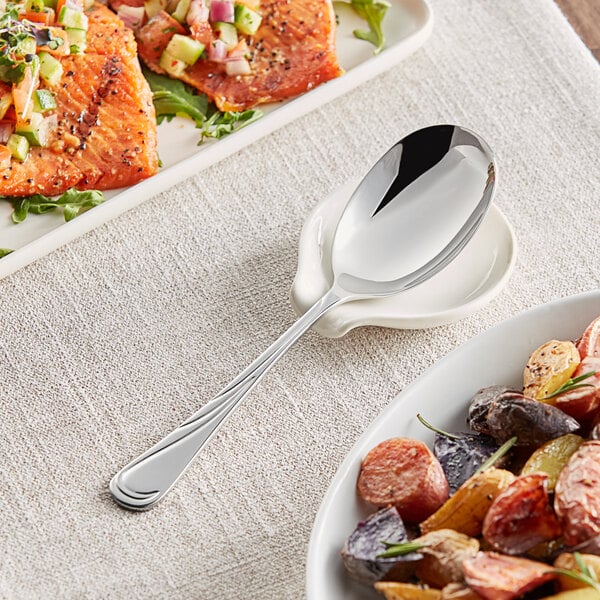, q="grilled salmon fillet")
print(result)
[136,0,342,112]
[0,3,158,197]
